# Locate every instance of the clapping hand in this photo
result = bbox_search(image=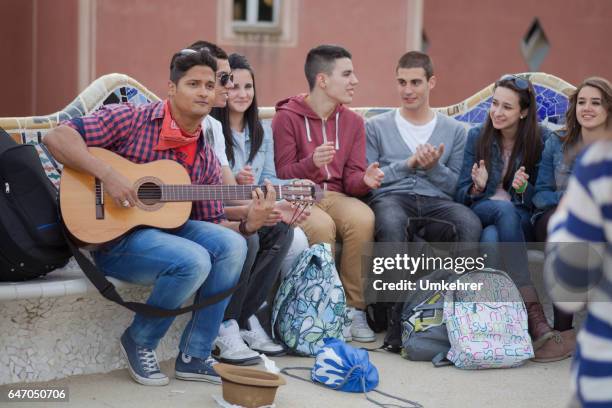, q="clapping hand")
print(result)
[312,142,336,168]
[471,160,488,193]
[363,162,385,189]
[407,143,445,170]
